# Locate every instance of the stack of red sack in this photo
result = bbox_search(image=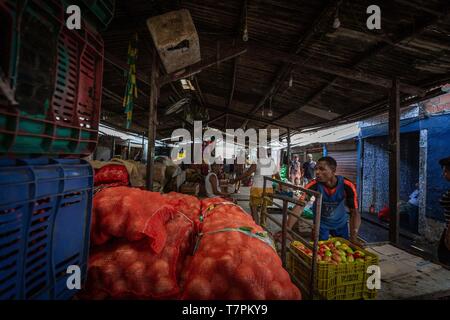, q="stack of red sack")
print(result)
[81,188,200,299]
[94,164,129,188]
[180,198,301,300]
